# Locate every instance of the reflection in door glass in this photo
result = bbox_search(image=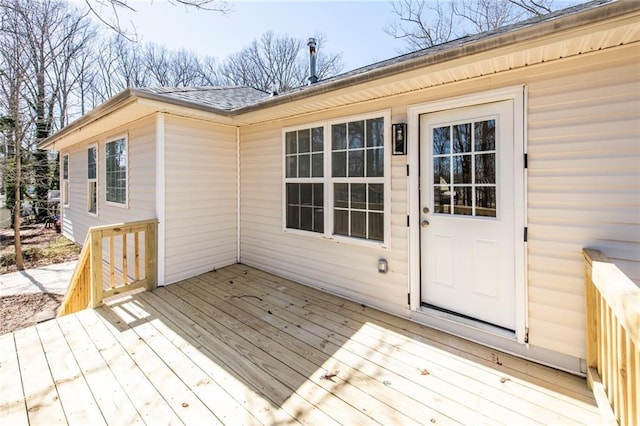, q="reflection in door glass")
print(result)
[432,119,497,218]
